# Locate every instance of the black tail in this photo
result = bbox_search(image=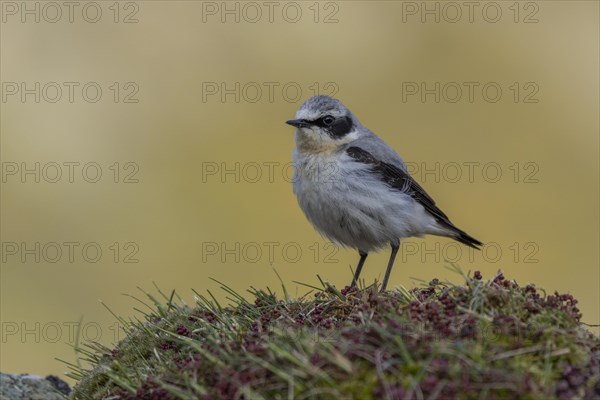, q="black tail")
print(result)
[452,228,483,250]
